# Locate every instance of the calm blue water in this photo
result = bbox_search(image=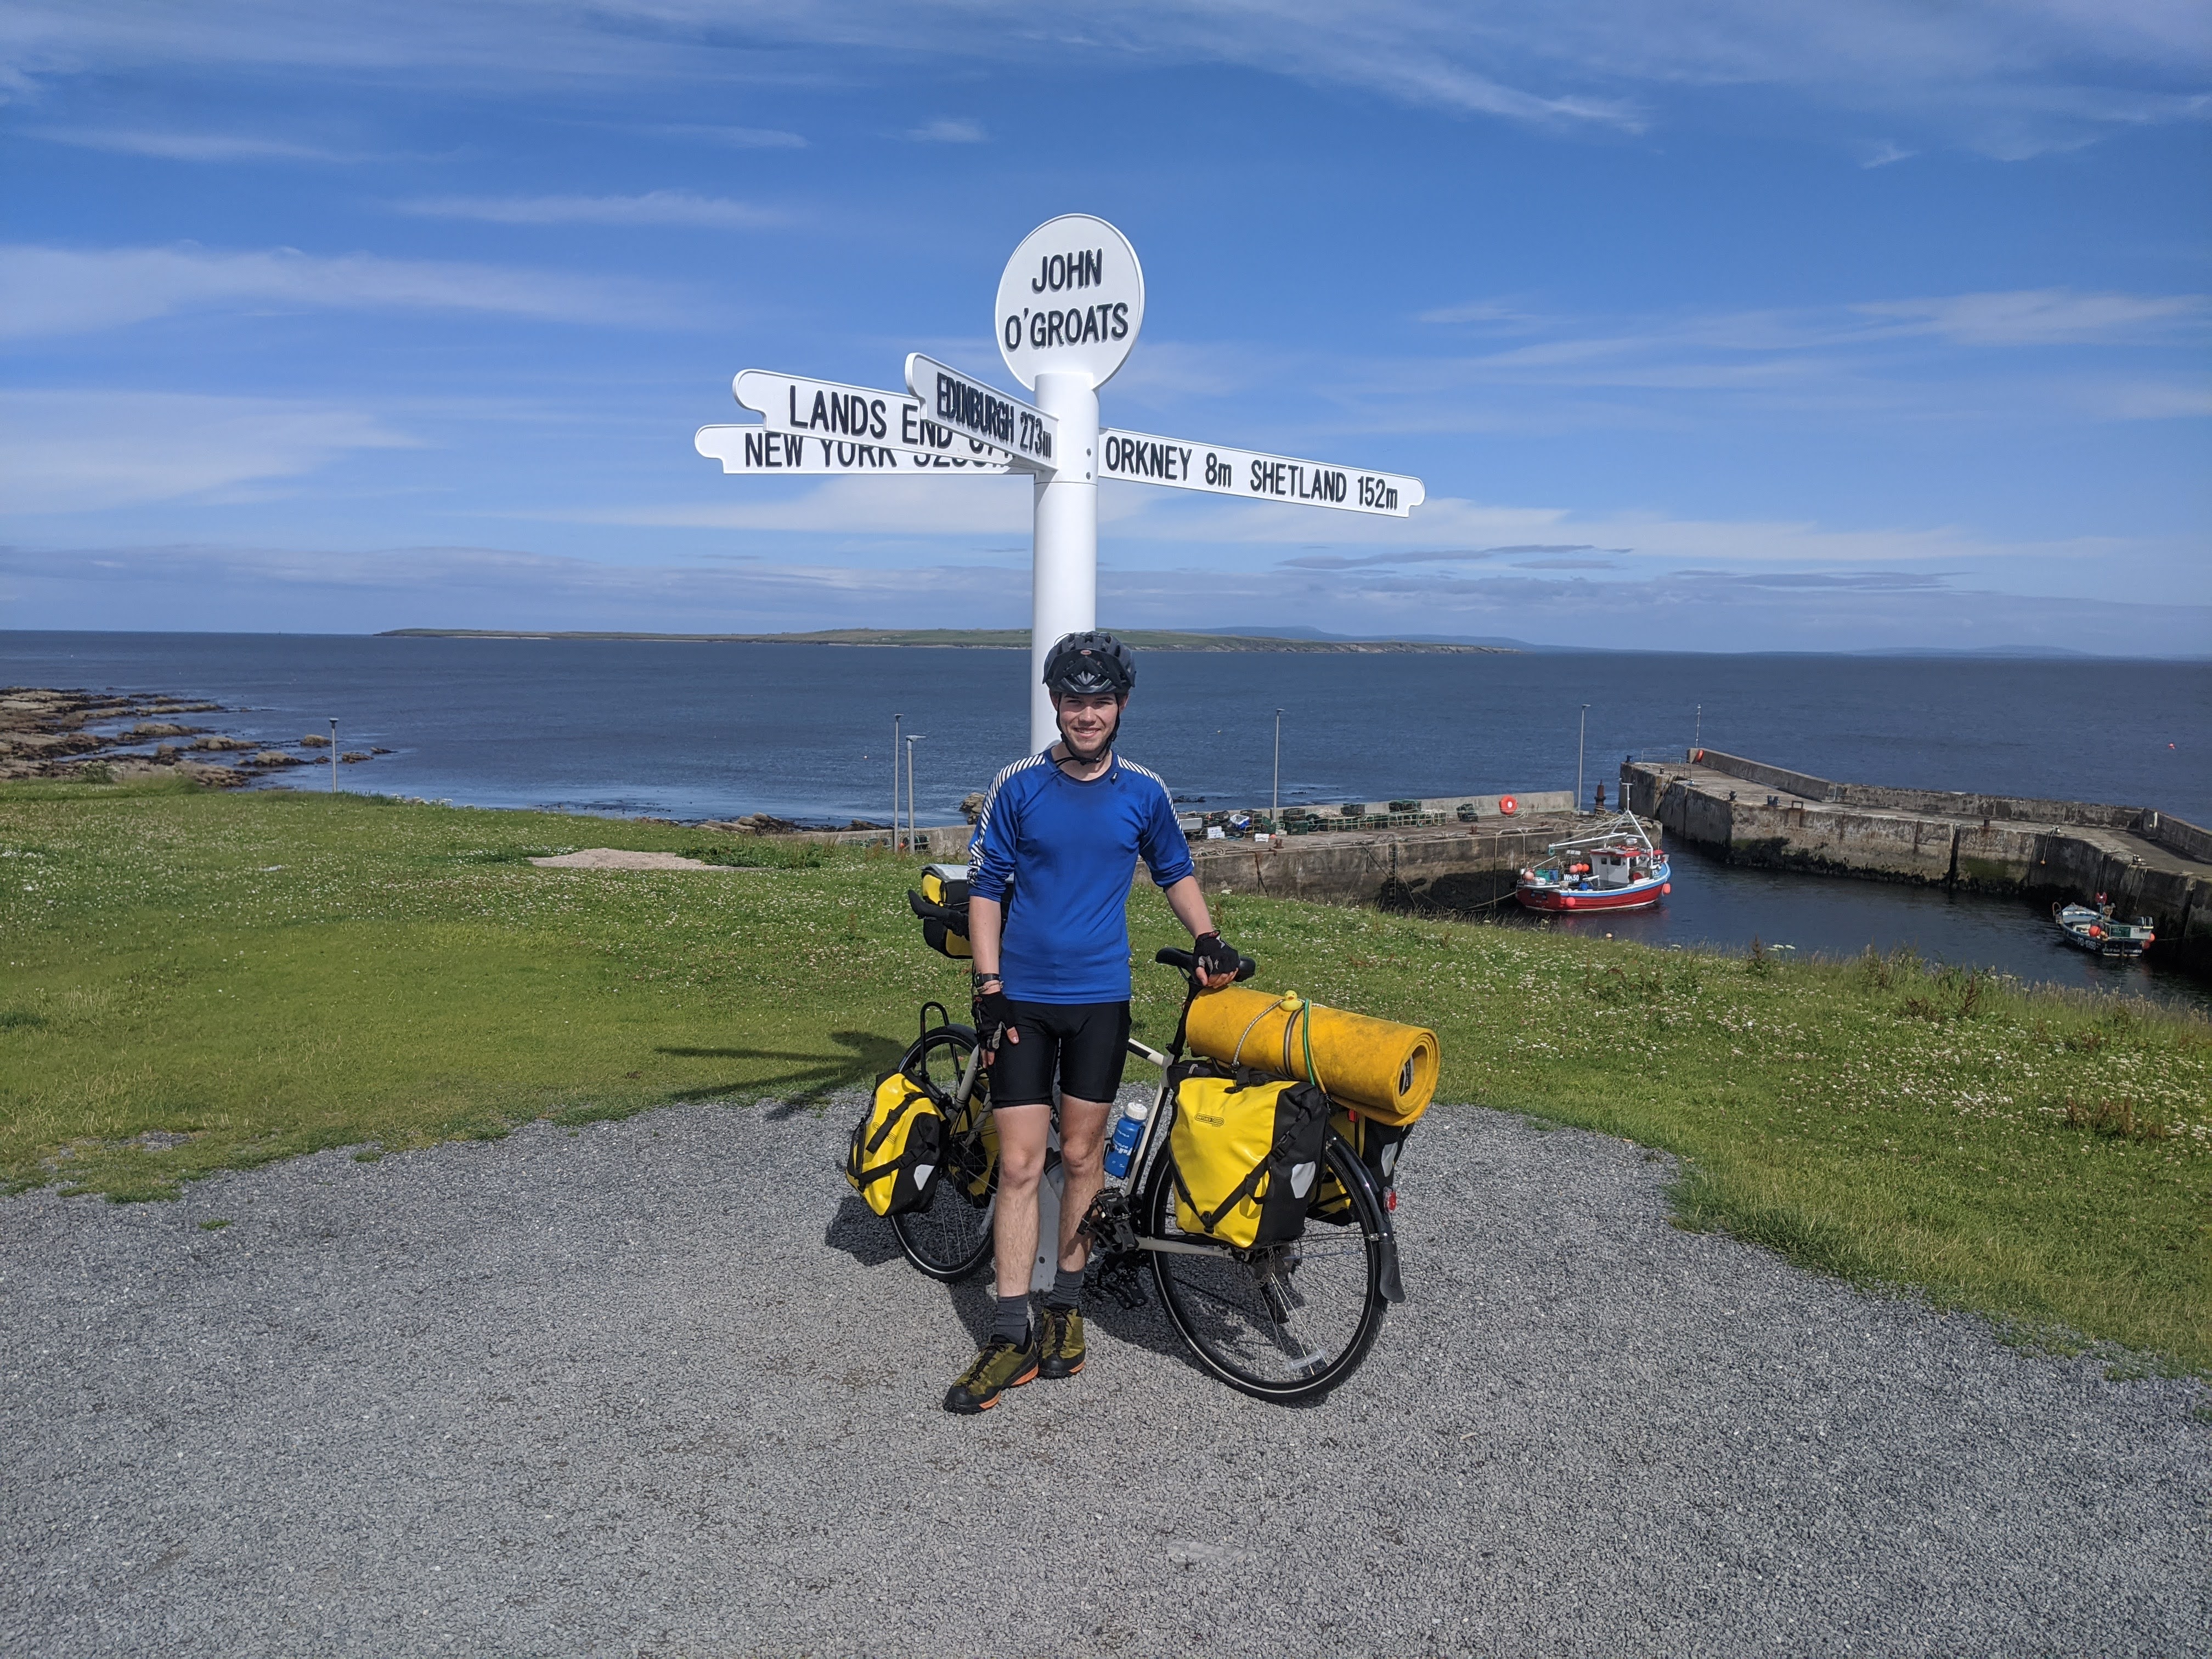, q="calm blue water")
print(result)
[8,632,2209,1008]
